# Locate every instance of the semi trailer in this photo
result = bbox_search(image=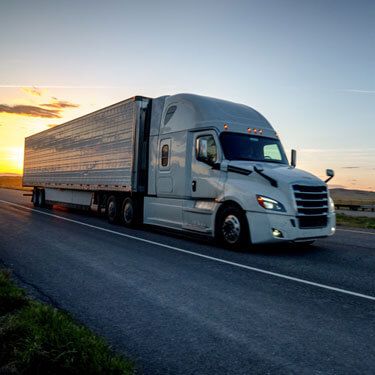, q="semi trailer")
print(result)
[23,93,336,248]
